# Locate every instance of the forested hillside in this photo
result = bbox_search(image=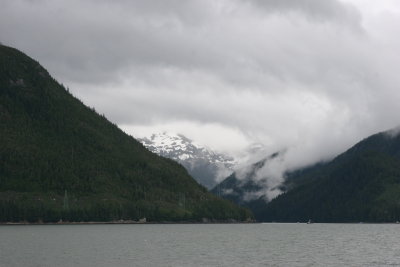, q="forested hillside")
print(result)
[257,130,400,222]
[0,45,252,223]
